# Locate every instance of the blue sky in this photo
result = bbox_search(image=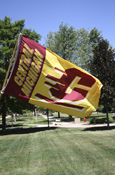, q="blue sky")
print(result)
[1,0,115,48]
